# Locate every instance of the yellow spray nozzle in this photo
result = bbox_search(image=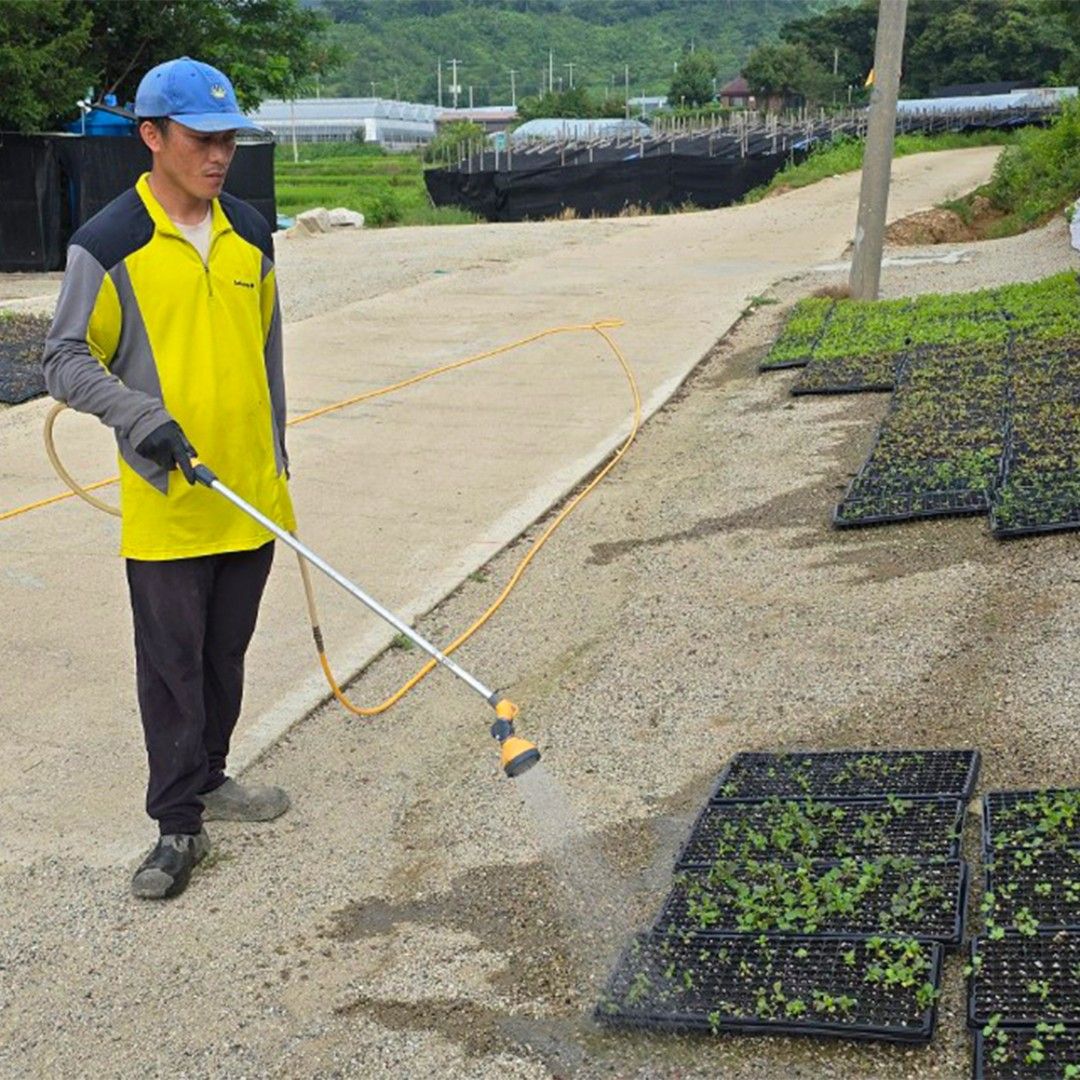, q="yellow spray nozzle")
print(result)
[494,698,519,721]
[500,735,540,777]
[490,701,540,778]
